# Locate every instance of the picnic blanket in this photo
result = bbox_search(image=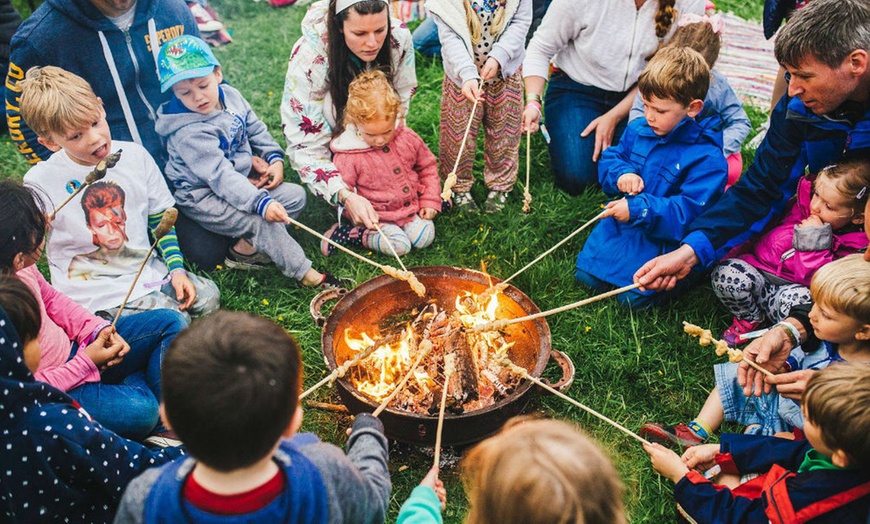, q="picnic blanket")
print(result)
[714,12,780,109]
